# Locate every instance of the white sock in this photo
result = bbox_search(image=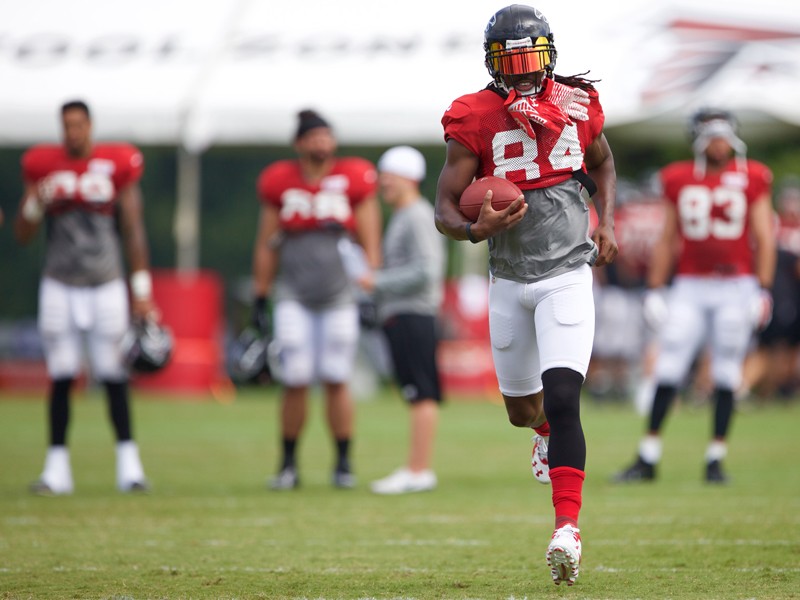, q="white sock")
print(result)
[705,440,728,462]
[639,435,662,464]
